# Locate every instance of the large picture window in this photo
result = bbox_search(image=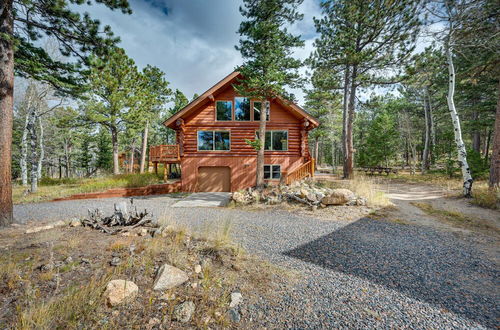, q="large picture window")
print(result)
[264,165,281,179]
[216,101,232,121]
[234,97,251,121]
[253,101,269,121]
[256,130,288,151]
[198,131,230,151]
